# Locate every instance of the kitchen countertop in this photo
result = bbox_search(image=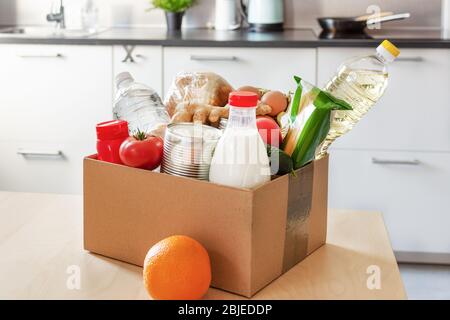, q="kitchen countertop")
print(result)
[0,191,406,300]
[0,26,449,48]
